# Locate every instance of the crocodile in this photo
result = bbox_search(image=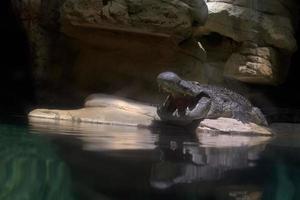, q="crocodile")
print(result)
[157,71,268,126]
